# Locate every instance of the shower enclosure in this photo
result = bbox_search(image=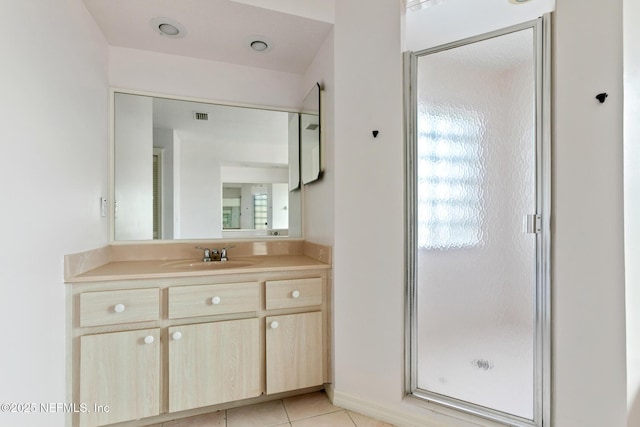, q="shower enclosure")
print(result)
[405,17,550,426]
